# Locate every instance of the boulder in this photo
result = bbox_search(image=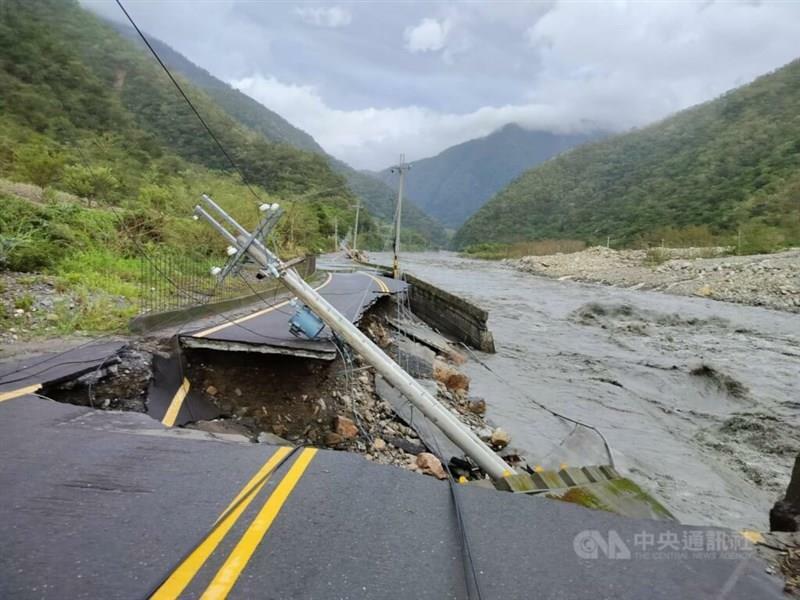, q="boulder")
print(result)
[433,359,470,393]
[467,397,487,415]
[490,428,511,449]
[771,454,800,532]
[372,437,387,451]
[334,415,359,439]
[324,431,344,447]
[416,452,447,480]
